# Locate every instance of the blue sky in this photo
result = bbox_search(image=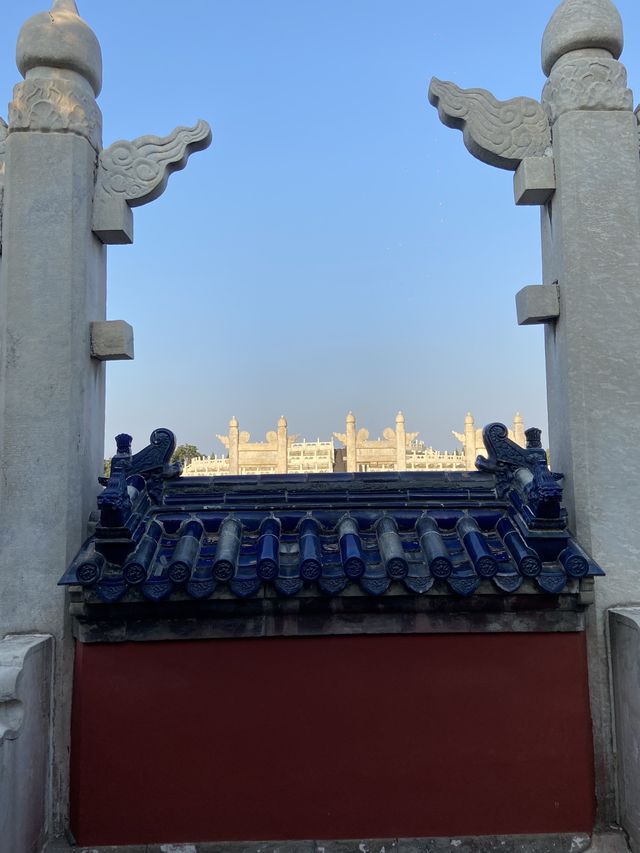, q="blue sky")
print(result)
[3,1,640,455]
